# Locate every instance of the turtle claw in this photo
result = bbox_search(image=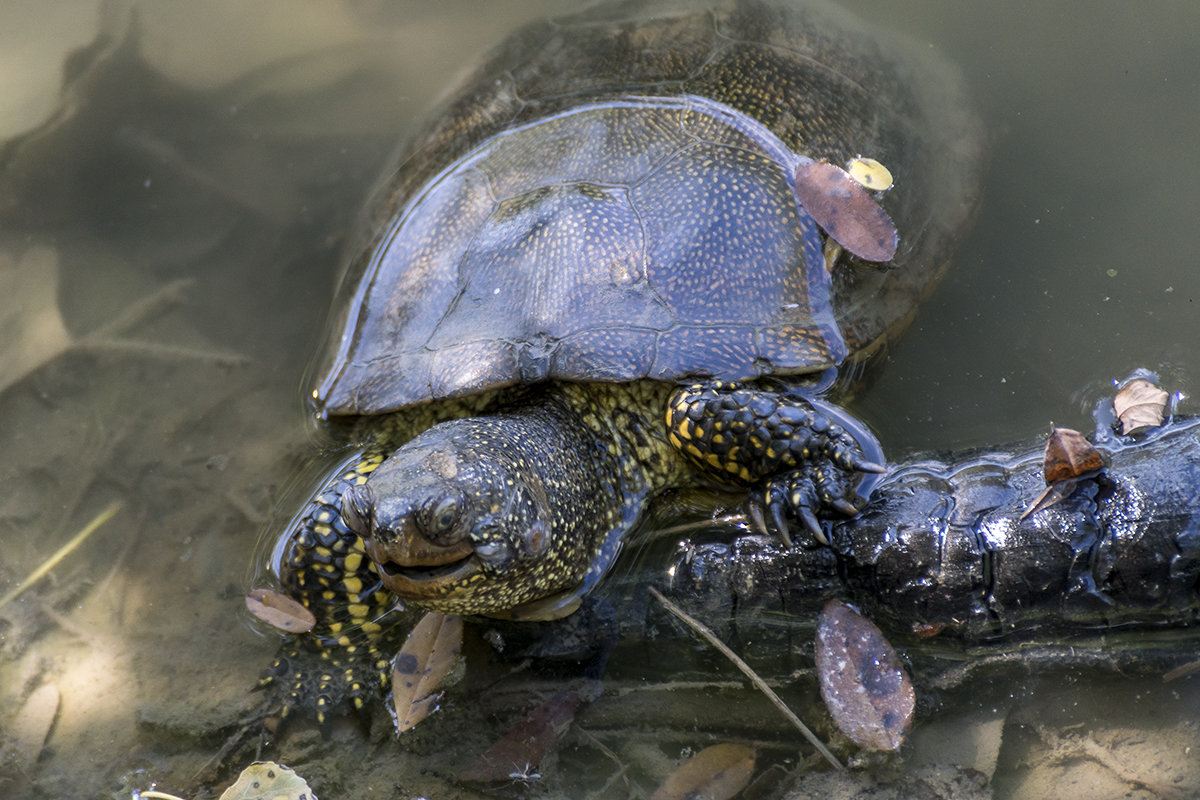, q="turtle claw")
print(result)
[831,497,860,517]
[747,453,875,546]
[856,459,887,475]
[771,501,796,548]
[797,505,827,546]
[747,502,771,538]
